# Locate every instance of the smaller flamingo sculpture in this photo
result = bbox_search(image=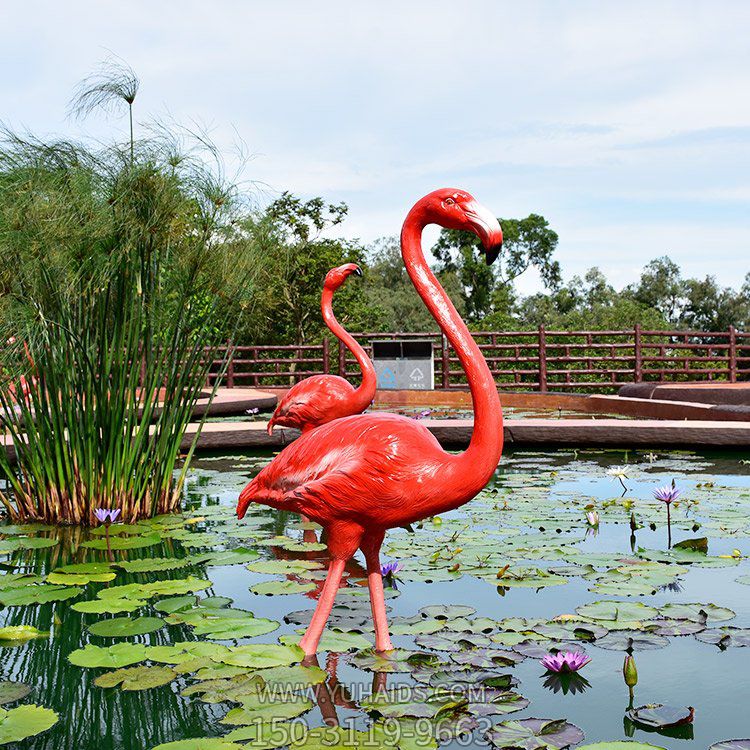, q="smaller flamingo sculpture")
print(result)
[268,263,376,434]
